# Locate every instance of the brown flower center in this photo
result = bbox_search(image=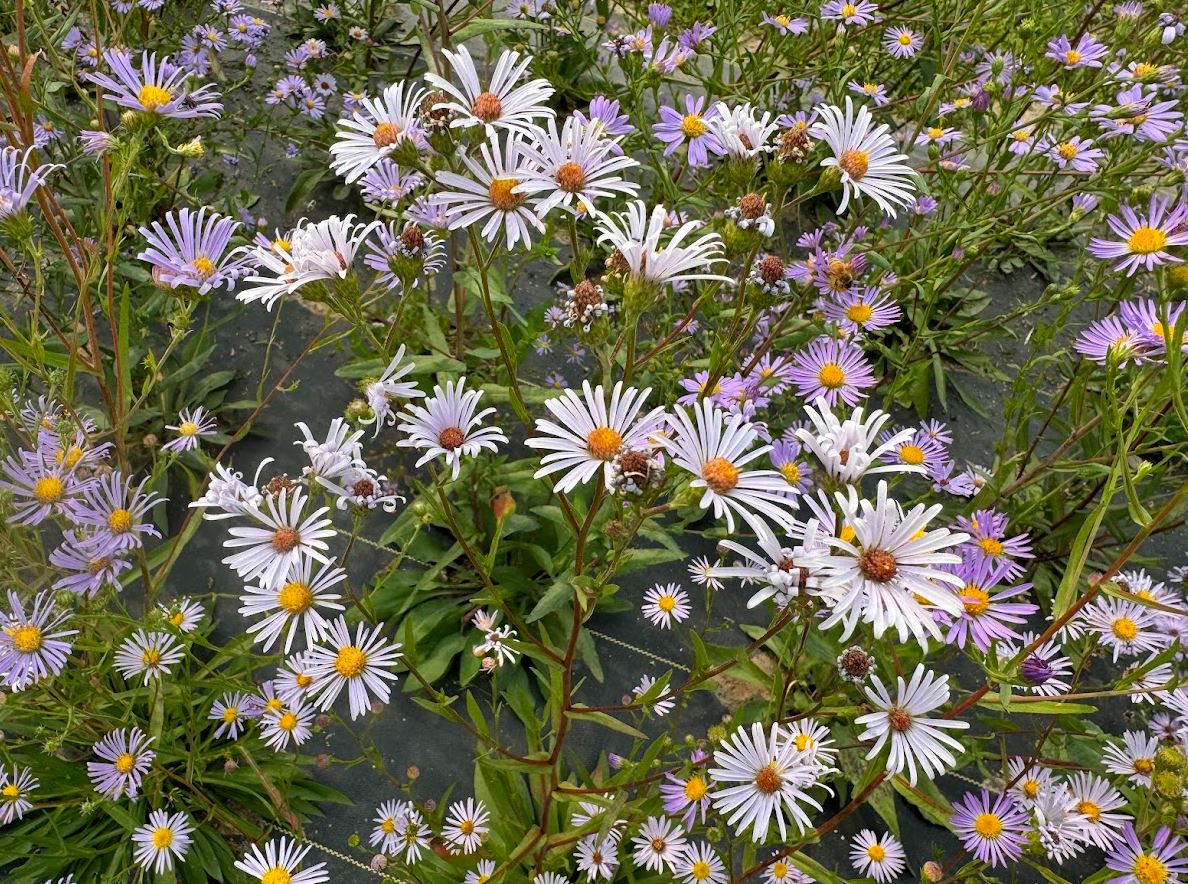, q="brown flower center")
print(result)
[555,161,587,192]
[372,121,401,147]
[702,457,740,492]
[438,427,465,450]
[272,527,300,552]
[754,763,783,793]
[887,706,912,732]
[738,192,766,219]
[838,148,870,179]
[858,548,898,582]
[471,91,503,122]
